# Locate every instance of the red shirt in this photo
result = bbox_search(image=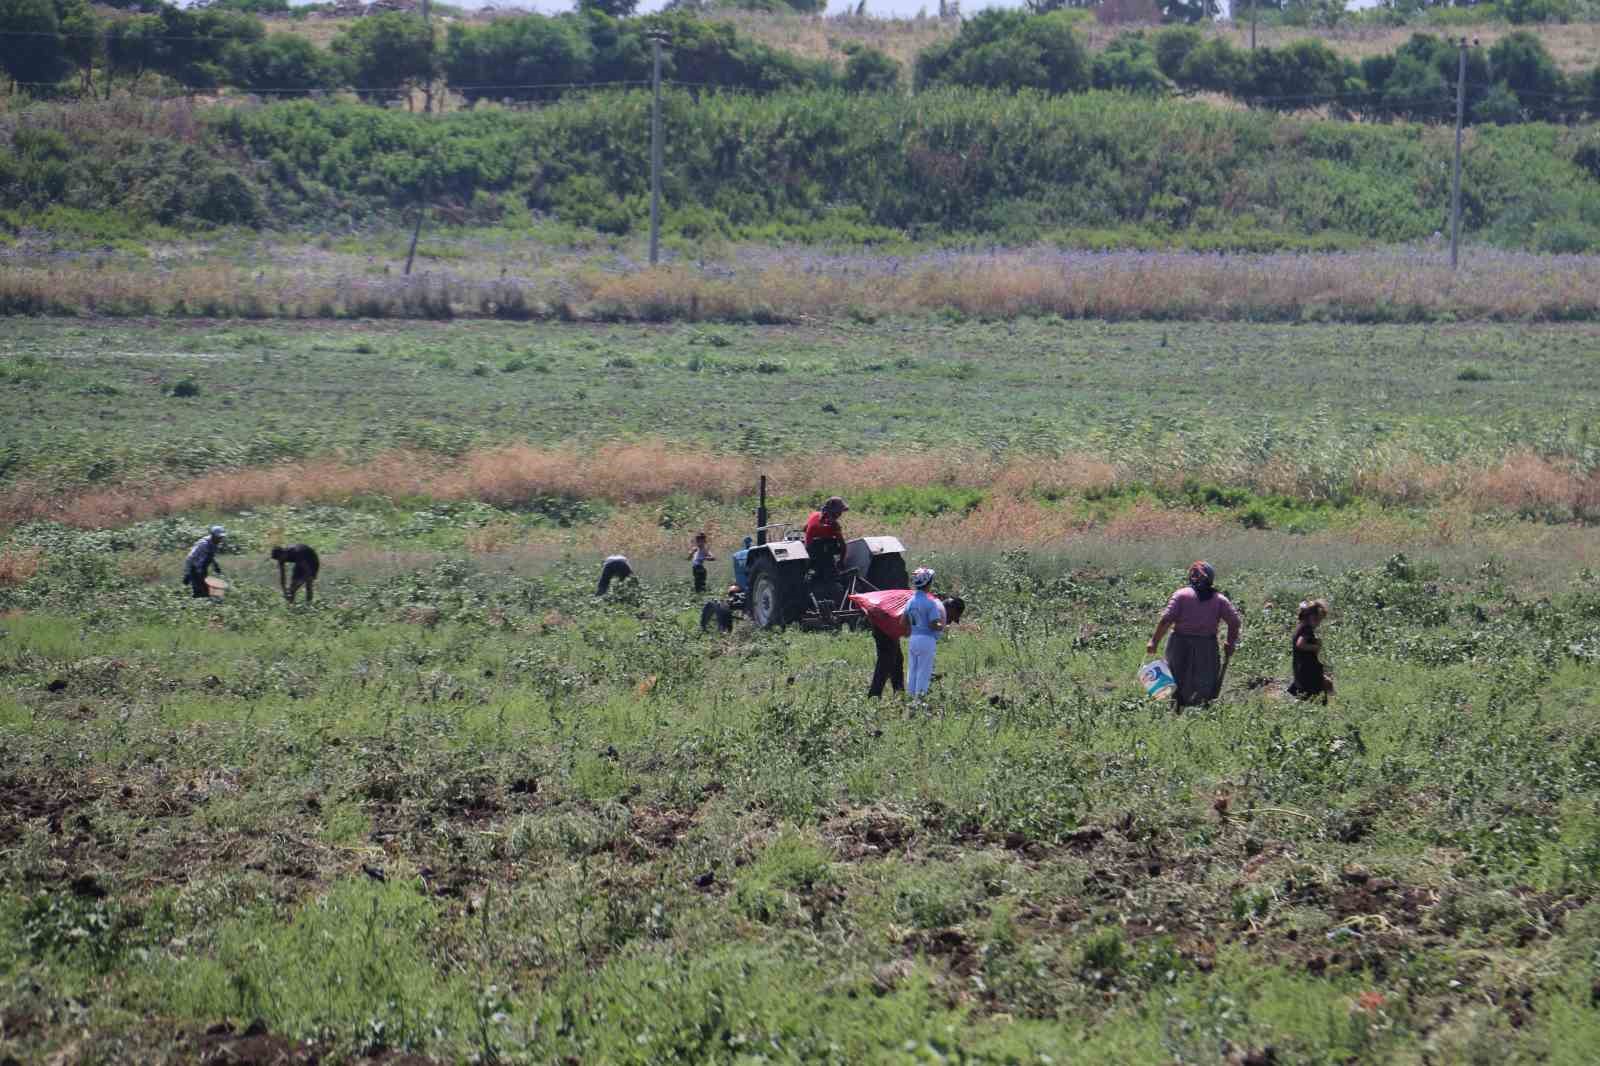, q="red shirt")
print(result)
[804,511,842,547]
